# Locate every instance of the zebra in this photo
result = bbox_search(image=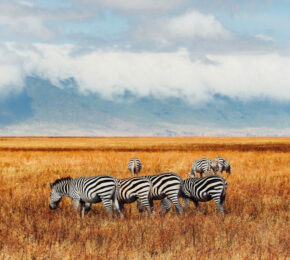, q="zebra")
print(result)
[128,158,142,176]
[116,176,154,216]
[190,158,219,177]
[215,157,231,175]
[137,172,183,215]
[182,175,227,214]
[49,175,119,218]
